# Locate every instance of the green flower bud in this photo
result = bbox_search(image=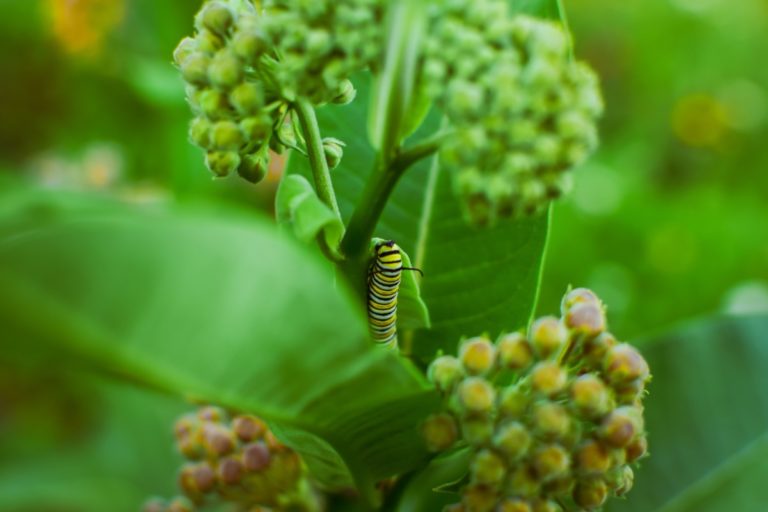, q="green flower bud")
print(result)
[531,401,571,440]
[231,29,268,63]
[573,477,608,510]
[174,413,199,441]
[240,115,272,142]
[229,82,264,115]
[180,53,211,86]
[461,415,495,447]
[189,117,212,148]
[197,2,234,37]
[218,455,244,485]
[208,50,243,90]
[569,374,612,419]
[462,483,499,512]
[211,120,245,150]
[198,89,231,119]
[322,137,345,170]
[528,316,568,359]
[428,355,465,393]
[497,498,531,512]
[599,407,642,448]
[264,450,303,492]
[421,413,459,452]
[531,499,562,512]
[232,415,267,442]
[493,421,531,461]
[243,441,271,472]
[625,435,648,464]
[457,377,496,414]
[496,332,533,371]
[174,37,198,67]
[561,287,601,314]
[531,444,570,482]
[530,362,567,397]
[603,343,650,386]
[507,464,541,499]
[331,78,357,105]
[470,449,507,487]
[237,153,270,184]
[564,302,606,339]
[460,336,497,375]
[499,385,529,419]
[610,465,634,496]
[447,79,485,119]
[542,476,575,500]
[205,151,240,178]
[574,439,612,475]
[195,29,225,54]
[614,378,647,406]
[168,496,194,512]
[197,405,226,422]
